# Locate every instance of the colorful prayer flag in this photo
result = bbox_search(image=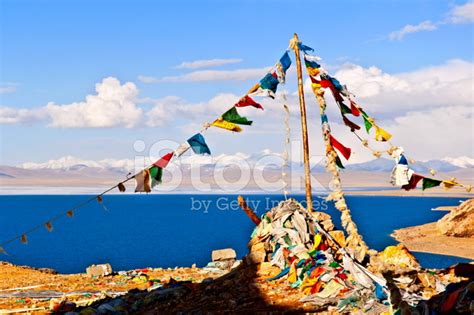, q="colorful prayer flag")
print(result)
[259,72,279,93]
[335,154,345,169]
[44,221,53,232]
[398,154,408,165]
[443,179,459,189]
[149,166,163,187]
[402,173,424,191]
[212,119,242,132]
[362,115,373,133]
[374,125,392,142]
[153,152,174,168]
[422,178,442,190]
[187,133,212,154]
[221,107,252,125]
[298,43,314,52]
[339,102,352,115]
[342,115,361,131]
[329,135,351,160]
[135,169,151,193]
[279,52,291,72]
[349,100,360,116]
[235,95,263,110]
[174,142,191,157]
[307,67,320,77]
[117,182,126,192]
